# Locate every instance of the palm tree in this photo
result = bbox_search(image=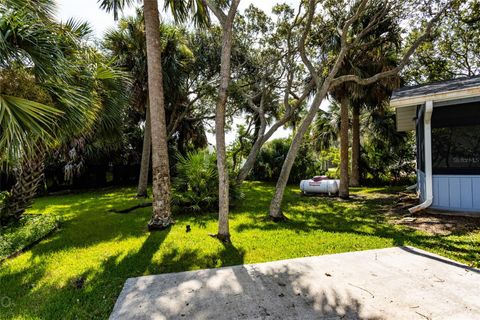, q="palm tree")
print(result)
[0,1,129,225]
[99,0,208,230]
[327,2,401,198]
[311,104,340,152]
[104,11,196,198]
[0,0,65,160]
[349,65,400,187]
